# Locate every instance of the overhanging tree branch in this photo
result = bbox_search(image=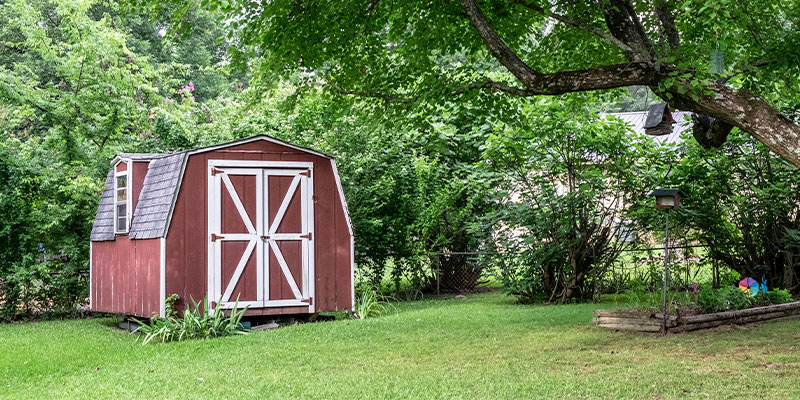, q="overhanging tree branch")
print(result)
[459,0,658,94]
